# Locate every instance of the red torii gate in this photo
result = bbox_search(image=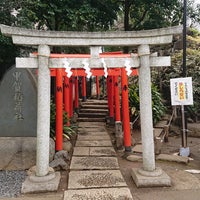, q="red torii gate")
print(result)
[46,52,138,151]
